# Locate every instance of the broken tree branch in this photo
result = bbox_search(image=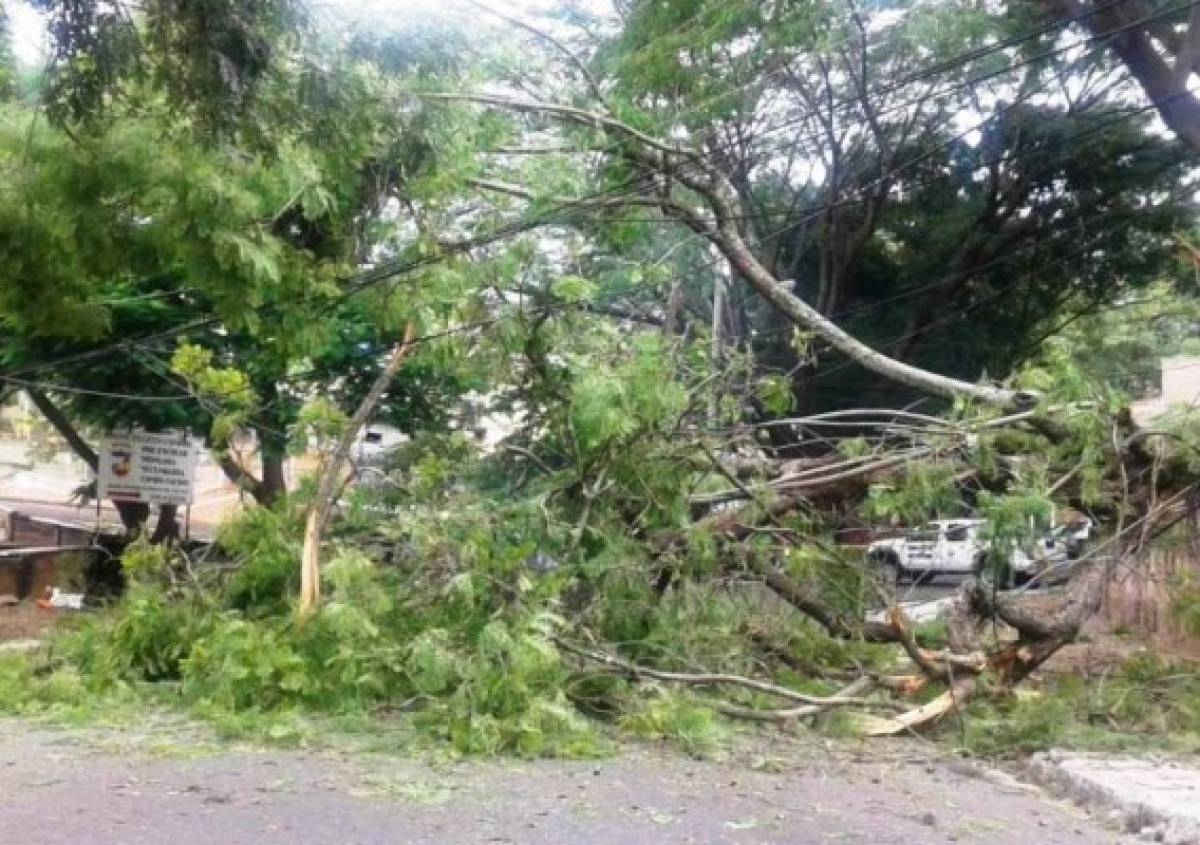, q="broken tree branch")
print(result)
[713,676,877,722]
[299,322,415,617]
[438,92,1028,405]
[554,637,877,708]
